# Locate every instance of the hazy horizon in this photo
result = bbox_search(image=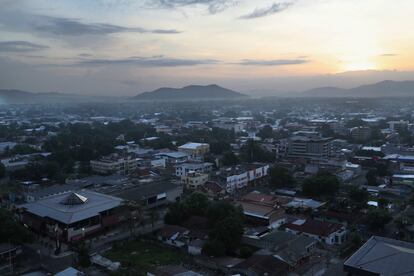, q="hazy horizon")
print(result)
[1,0,414,96]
